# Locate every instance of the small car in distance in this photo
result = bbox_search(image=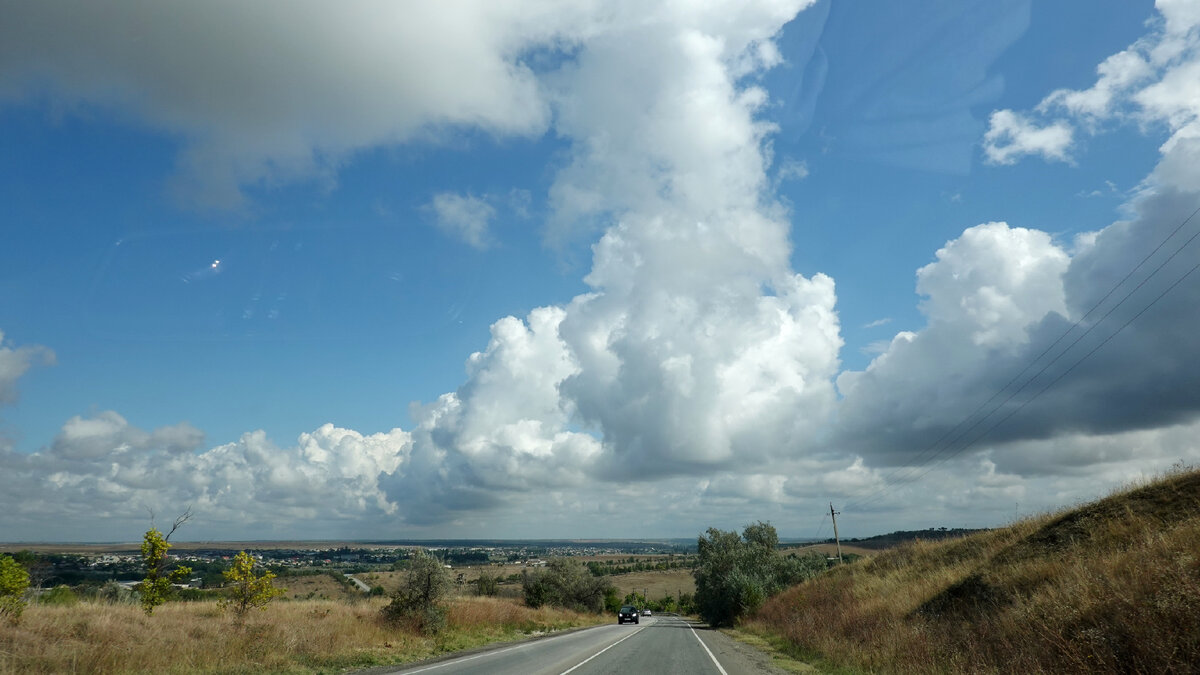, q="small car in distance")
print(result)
[642,609,652,616]
[618,605,639,624]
